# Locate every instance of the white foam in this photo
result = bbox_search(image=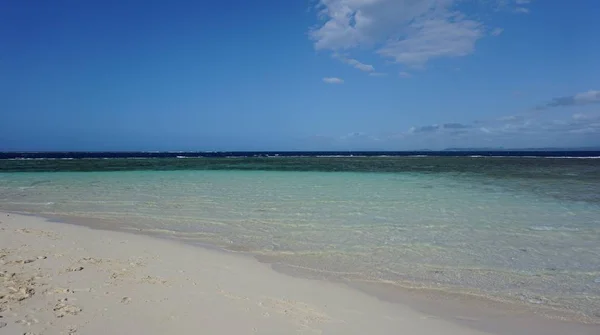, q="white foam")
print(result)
[529,226,580,232]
